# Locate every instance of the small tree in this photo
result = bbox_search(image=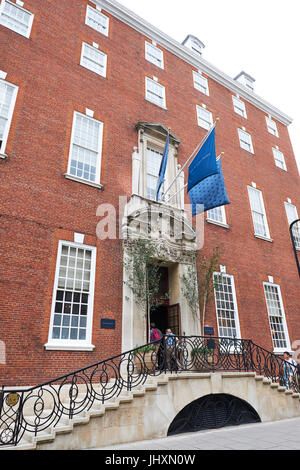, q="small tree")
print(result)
[123,239,167,342]
[197,246,222,335]
[181,246,222,334]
